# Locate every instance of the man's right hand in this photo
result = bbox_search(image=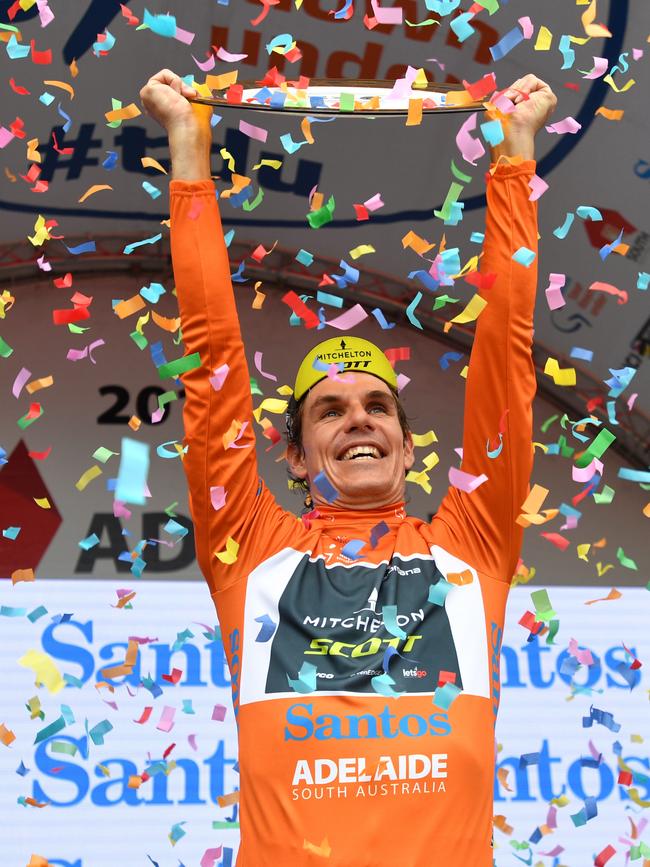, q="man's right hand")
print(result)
[140,69,212,181]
